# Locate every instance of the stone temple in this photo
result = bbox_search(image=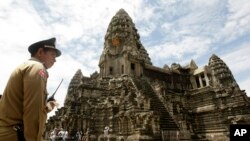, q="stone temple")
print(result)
[46,9,250,141]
